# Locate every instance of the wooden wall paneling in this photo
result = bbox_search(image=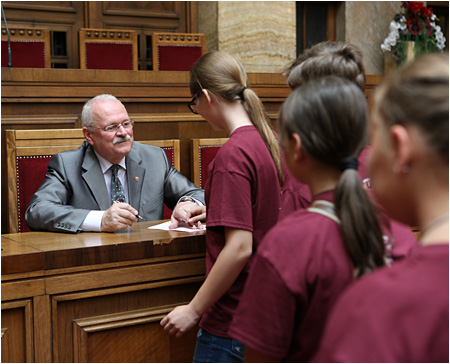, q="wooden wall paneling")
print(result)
[1,299,34,363]
[34,295,52,363]
[51,279,203,362]
[72,305,182,362]
[2,279,46,302]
